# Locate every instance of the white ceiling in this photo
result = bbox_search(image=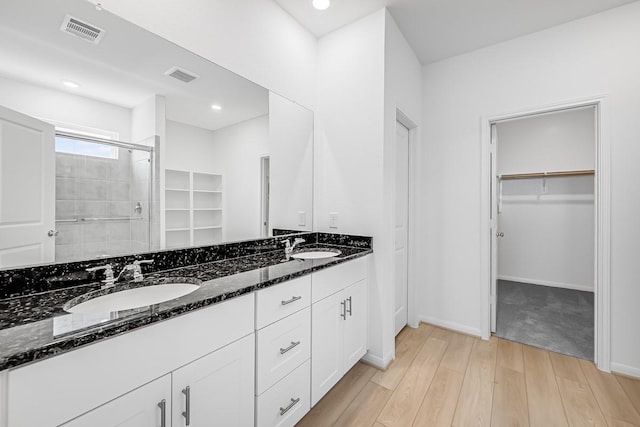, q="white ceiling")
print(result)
[0,0,268,132]
[274,0,639,64]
